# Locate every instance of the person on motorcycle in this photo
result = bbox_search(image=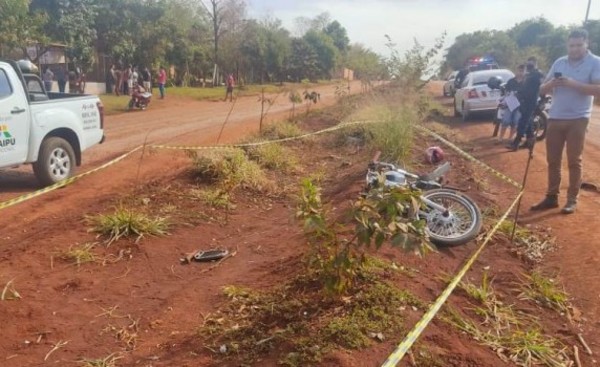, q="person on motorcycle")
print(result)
[498,64,526,143]
[507,57,544,151]
[129,81,147,108]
